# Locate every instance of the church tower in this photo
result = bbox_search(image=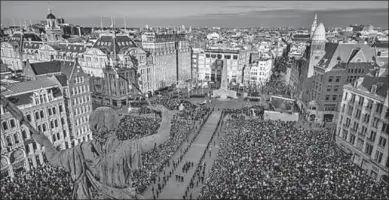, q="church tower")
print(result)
[45,7,62,43]
[308,22,326,78]
[310,13,317,39]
